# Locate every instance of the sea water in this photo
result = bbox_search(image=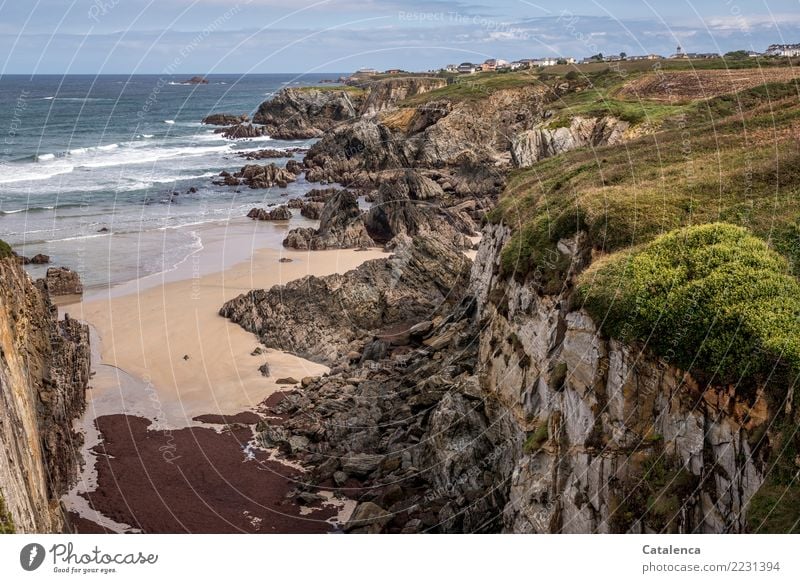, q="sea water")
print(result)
[0,73,335,288]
